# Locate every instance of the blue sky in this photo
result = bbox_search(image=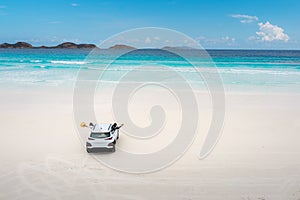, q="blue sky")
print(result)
[0,0,299,49]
